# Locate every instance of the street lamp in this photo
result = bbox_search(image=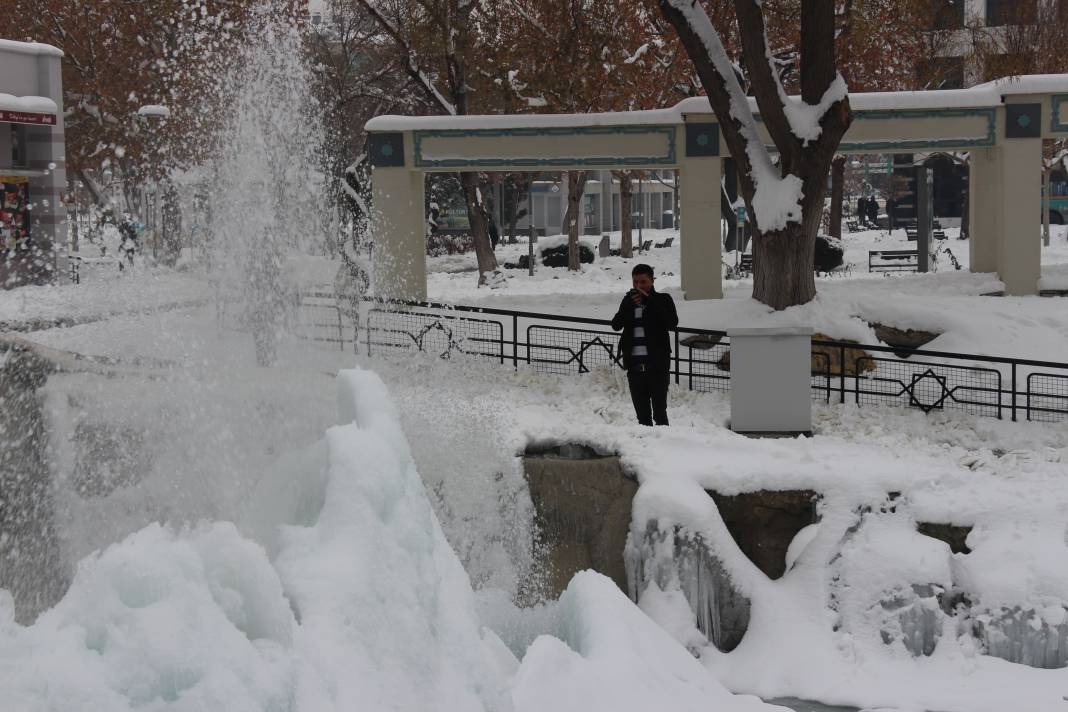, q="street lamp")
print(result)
[137,105,169,260]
